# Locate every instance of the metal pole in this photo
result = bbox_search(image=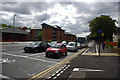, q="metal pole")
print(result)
[98,33,100,56]
[13,14,17,43]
